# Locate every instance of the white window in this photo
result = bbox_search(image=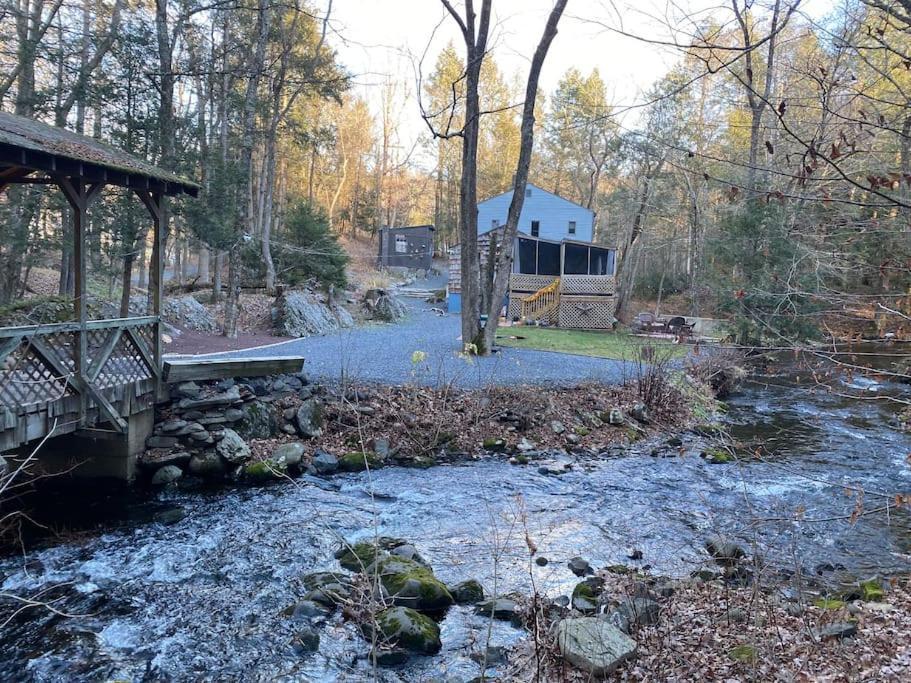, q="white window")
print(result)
[491,219,499,229]
[526,188,532,197]
[568,221,576,235]
[395,236,408,253]
[531,220,540,237]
